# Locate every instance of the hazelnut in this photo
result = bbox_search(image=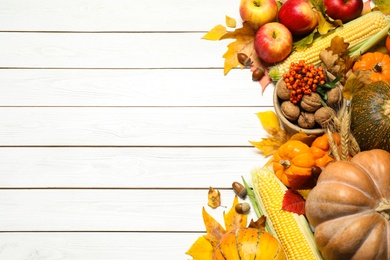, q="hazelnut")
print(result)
[314,107,336,127]
[297,112,315,129]
[235,202,251,214]
[277,80,291,101]
[281,101,300,121]
[232,181,247,199]
[300,93,322,112]
[326,87,343,107]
